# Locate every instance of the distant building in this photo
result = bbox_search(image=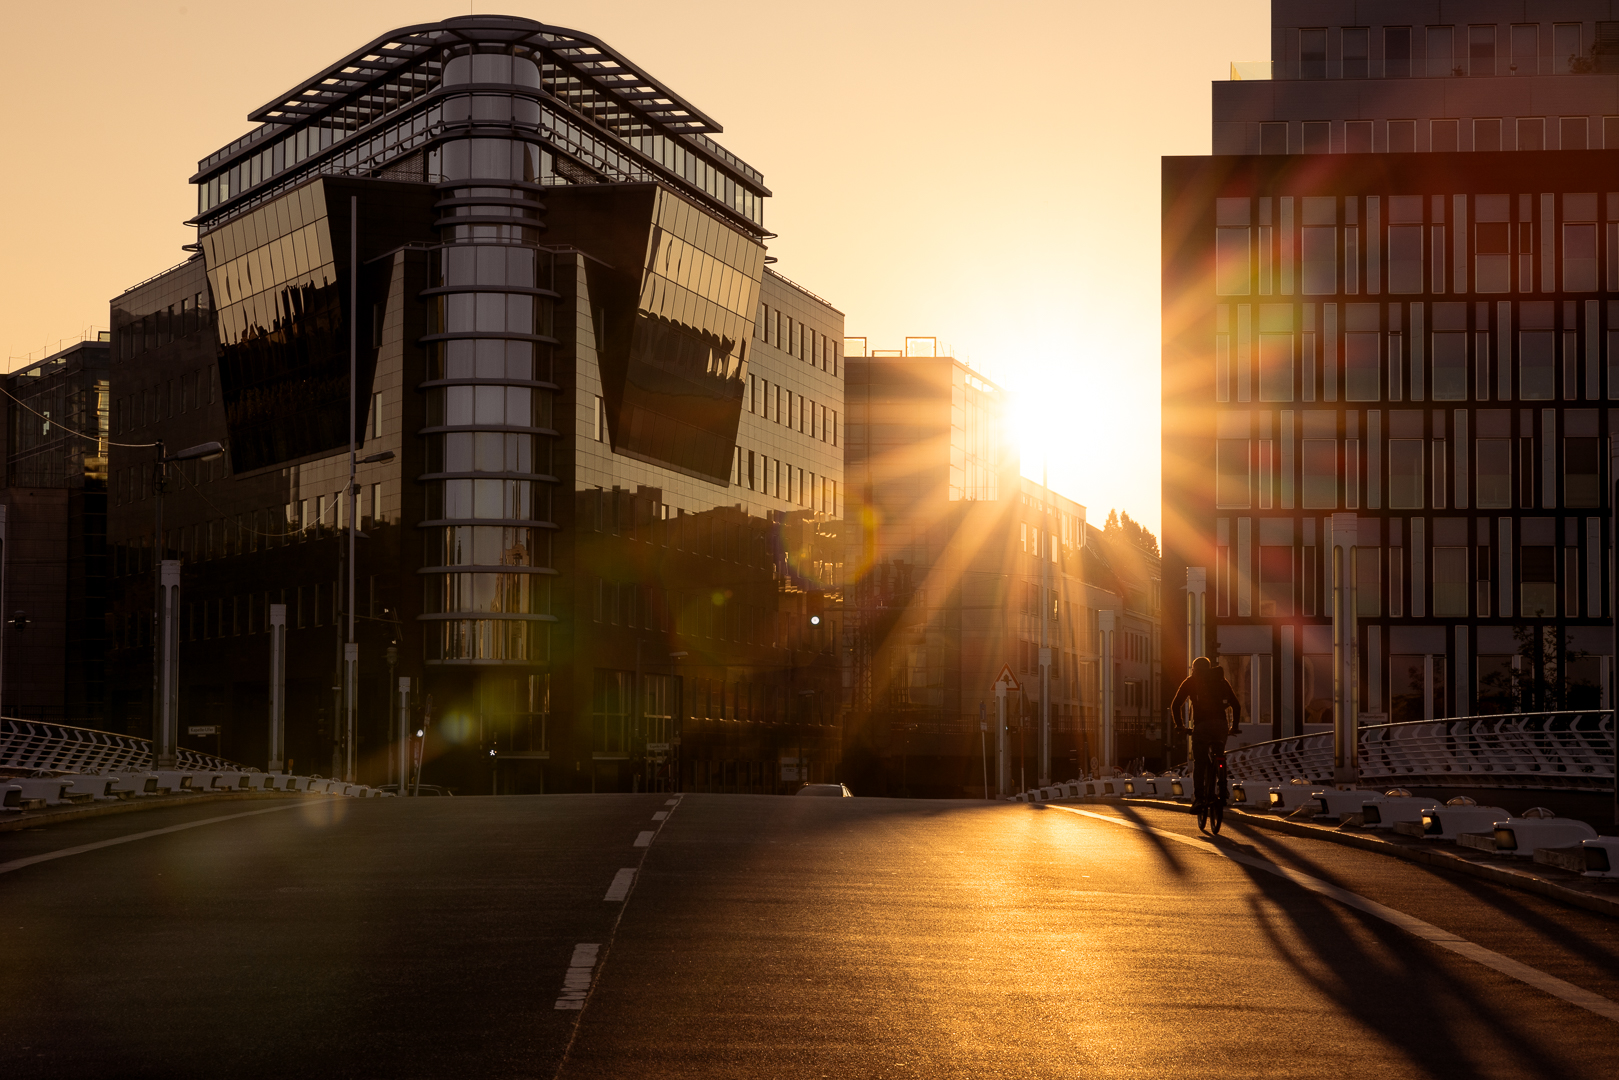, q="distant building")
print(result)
[841,341,1159,792]
[0,336,110,723]
[103,15,843,792]
[1164,3,1619,744]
